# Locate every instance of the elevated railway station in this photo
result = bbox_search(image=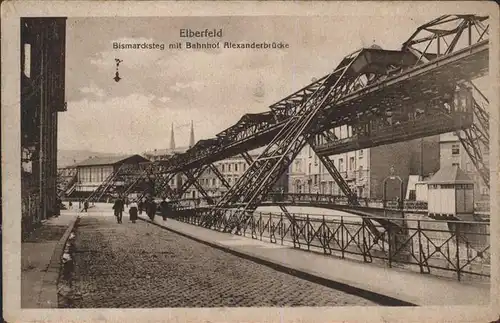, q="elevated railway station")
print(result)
[68,15,490,256]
